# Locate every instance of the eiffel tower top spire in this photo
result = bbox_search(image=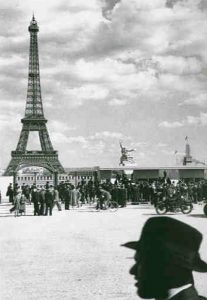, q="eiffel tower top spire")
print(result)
[29,13,38,32]
[24,16,44,119]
